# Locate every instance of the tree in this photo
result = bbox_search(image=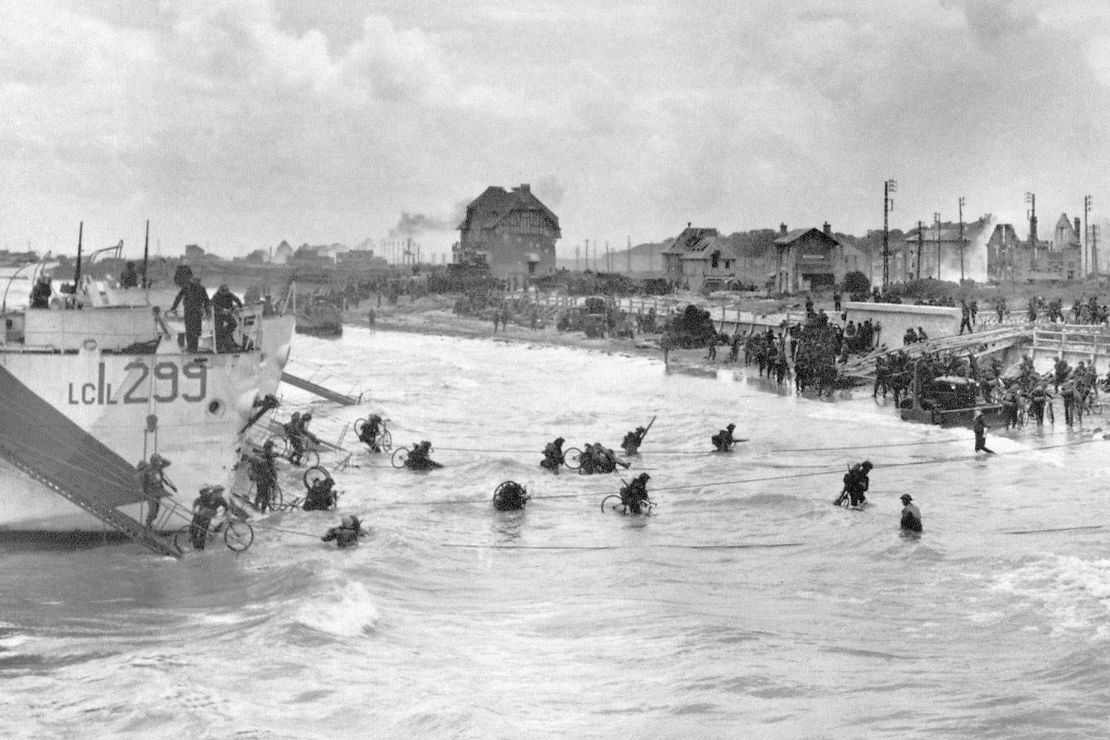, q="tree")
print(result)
[842,270,870,296]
